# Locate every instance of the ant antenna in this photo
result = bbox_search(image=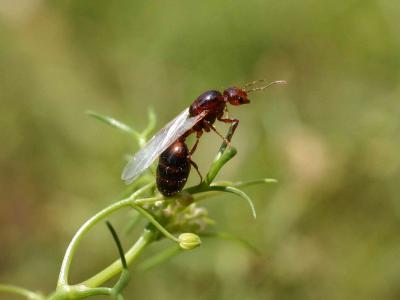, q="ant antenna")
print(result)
[244,78,268,88]
[244,80,287,93]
